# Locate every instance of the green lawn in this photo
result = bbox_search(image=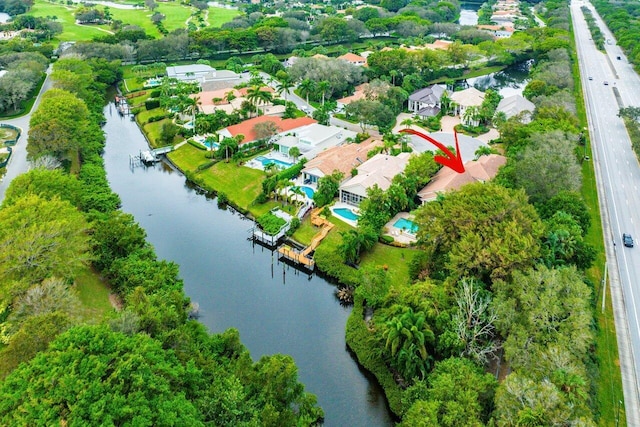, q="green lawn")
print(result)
[30,1,112,42]
[29,0,237,42]
[75,266,115,321]
[168,145,271,215]
[206,7,240,27]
